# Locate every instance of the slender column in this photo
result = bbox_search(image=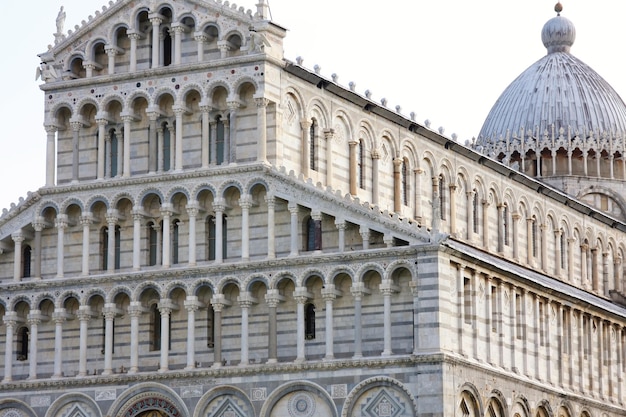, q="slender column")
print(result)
[239,195,251,260]
[147,111,159,173]
[158,300,173,372]
[578,312,585,393]
[288,202,299,256]
[497,204,505,253]
[591,247,599,292]
[335,219,346,252]
[360,226,370,250]
[121,114,133,177]
[540,224,548,271]
[544,299,552,383]
[106,211,118,271]
[211,297,225,368]
[32,218,45,280]
[512,213,520,261]
[567,150,573,175]
[615,258,624,293]
[380,279,396,356]
[128,32,140,72]
[300,120,311,177]
[482,199,490,248]
[265,290,281,363]
[583,150,589,176]
[154,224,162,266]
[533,295,541,380]
[76,307,91,377]
[509,283,516,372]
[223,116,231,164]
[610,154,615,179]
[485,277,493,365]
[617,326,624,404]
[200,105,211,168]
[368,151,379,205]
[173,106,185,170]
[195,33,208,62]
[187,203,199,266]
[55,215,68,278]
[210,121,218,165]
[413,168,423,221]
[213,200,225,263]
[567,237,575,282]
[393,158,402,212]
[116,131,123,177]
[496,280,505,367]
[580,243,589,288]
[96,118,108,179]
[157,124,165,172]
[105,47,117,75]
[238,292,255,366]
[466,191,475,240]
[449,184,457,234]
[557,304,564,387]
[80,213,93,275]
[132,209,143,270]
[27,311,42,379]
[227,102,240,163]
[597,318,604,396]
[52,308,67,378]
[45,125,57,186]
[128,302,143,374]
[455,265,466,356]
[171,24,185,65]
[554,229,562,277]
[265,195,276,259]
[70,120,82,182]
[150,16,163,68]
[294,287,309,363]
[105,134,112,178]
[102,304,117,375]
[12,233,24,282]
[431,176,441,231]
[256,98,269,162]
[602,252,610,296]
[324,129,335,187]
[84,62,96,78]
[161,204,172,268]
[321,285,338,360]
[349,139,358,195]
[2,315,17,382]
[520,289,528,376]
[184,296,202,370]
[526,218,534,265]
